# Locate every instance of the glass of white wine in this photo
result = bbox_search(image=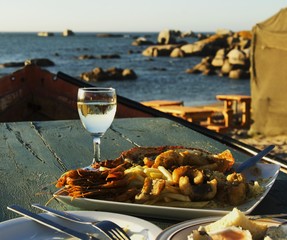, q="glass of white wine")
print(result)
[77,87,117,164]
